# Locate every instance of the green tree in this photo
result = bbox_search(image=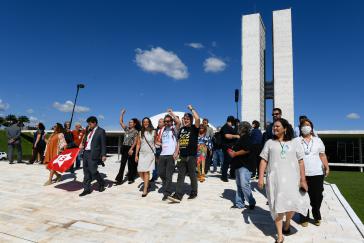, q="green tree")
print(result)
[0,116,5,128]
[18,115,30,124]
